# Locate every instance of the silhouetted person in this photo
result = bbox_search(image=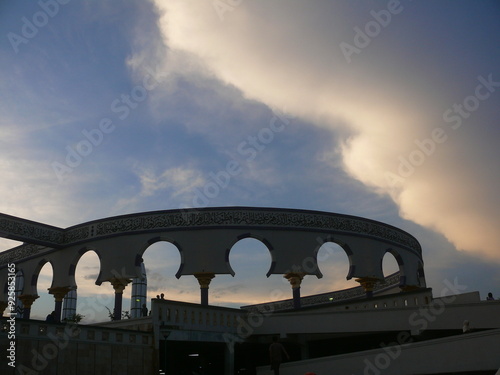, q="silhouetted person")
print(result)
[156,295,160,299]
[269,336,289,375]
[45,311,56,323]
[141,304,148,317]
[486,292,494,300]
[160,293,165,299]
